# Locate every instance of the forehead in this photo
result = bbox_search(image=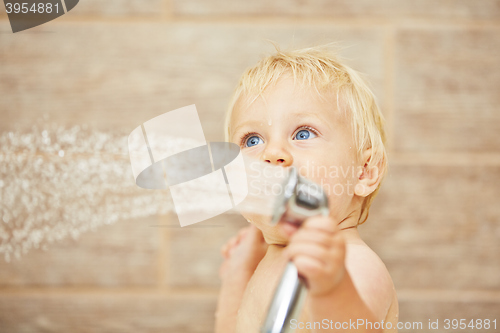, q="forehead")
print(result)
[230,77,346,136]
